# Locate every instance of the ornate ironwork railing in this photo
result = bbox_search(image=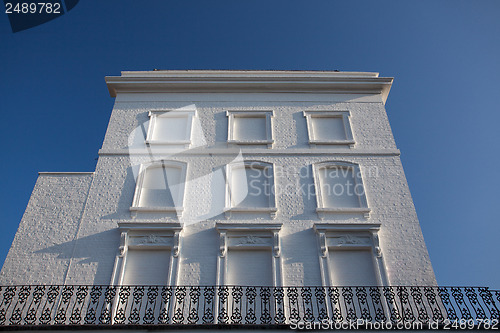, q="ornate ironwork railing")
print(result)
[0,286,498,328]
